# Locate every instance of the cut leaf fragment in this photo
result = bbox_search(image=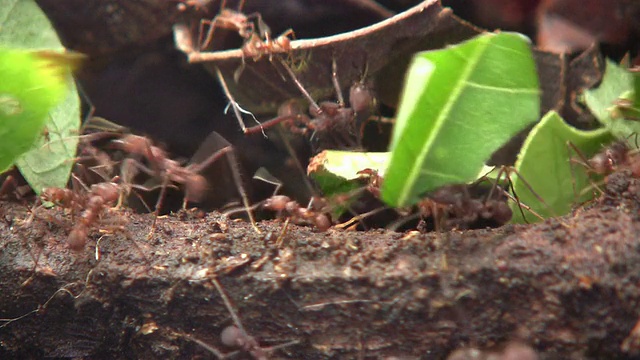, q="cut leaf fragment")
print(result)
[308,150,390,196]
[382,32,540,207]
[583,59,636,139]
[509,111,614,223]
